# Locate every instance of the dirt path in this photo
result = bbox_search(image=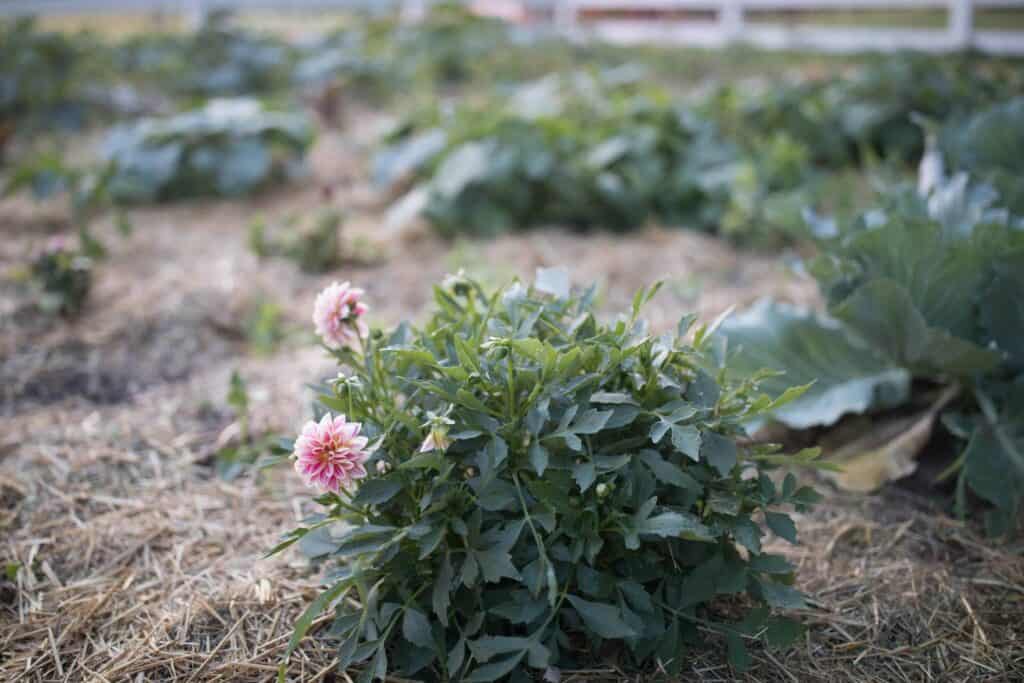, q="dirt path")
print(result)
[2,132,1022,682]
